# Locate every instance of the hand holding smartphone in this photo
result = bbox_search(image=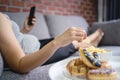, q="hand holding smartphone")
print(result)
[28,6,36,25]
